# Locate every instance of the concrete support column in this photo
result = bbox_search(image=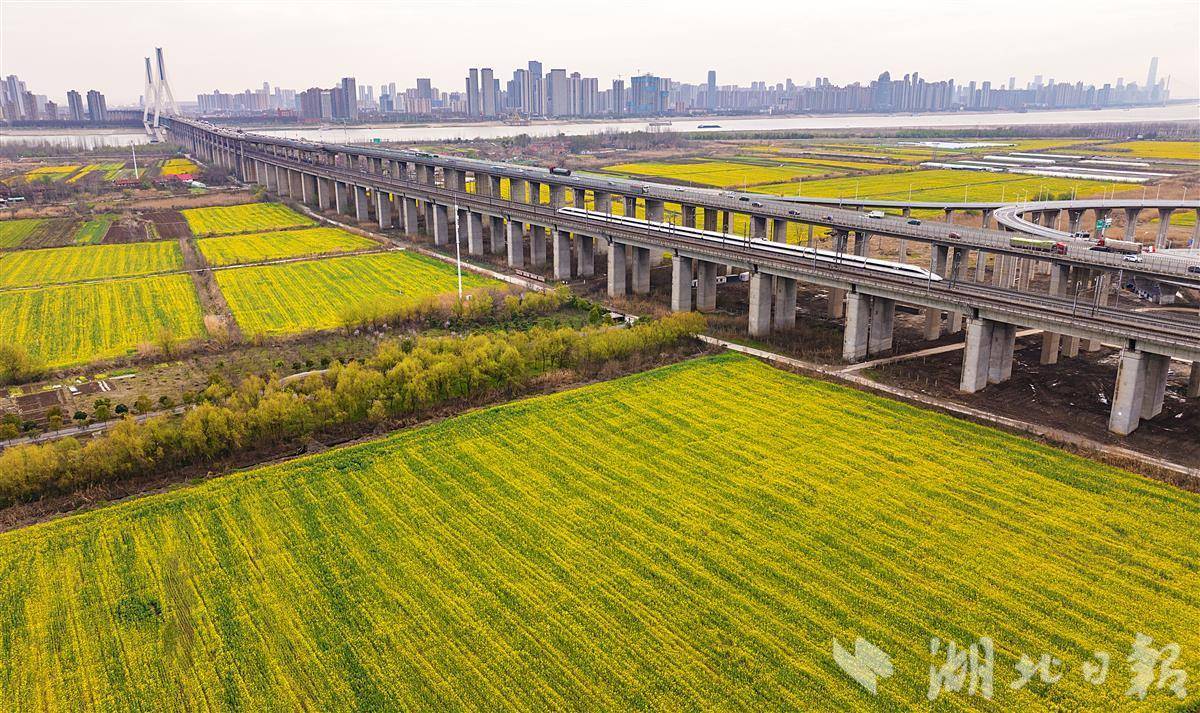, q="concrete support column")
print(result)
[1040,263,1068,365]
[432,203,449,246]
[631,247,651,295]
[670,255,693,312]
[528,181,542,205]
[827,287,846,318]
[489,215,506,254]
[488,175,502,198]
[868,296,895,354]
[695,260,718,312]
[981,209,994,229]
[263,161,277,191]
[594,191,612,214]
[773,277,797,330]
[401,197,418,233]
[703,208,717,232]
[748,272,773,338]
[467,212,485,256]
[772,218,788,243]
[529,225,547,267]
[720,210,734,234]
[1188,362,1200,399]
[681,205,697,228]
[301,173,317,206]
[509,178,527,204]
[423,202,435,235]
[842,291,871,362]
[553,229,572,279]
[576,234,595,277]
[316,177,332,211]
[624,196,638,218]
[334,181,349,215]
[1141,353,1170,420]
[1068,209,1084,233]
[607,241,627,297]
[354,186,370,222]
[1156,209,1174,249]
[549,184,566,209]
[506,220,524,268]
[960,318,995,393]
[376,192,393,229]
[924,245,948,339]
[289,170,303,198]
[1109,349,1147,436]
[646,200,664,223]
[275,165,289,196]
[1123,208,1139,240]
[751,215,768,240]
[987,322,1017,385]
[896,239,907,264]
